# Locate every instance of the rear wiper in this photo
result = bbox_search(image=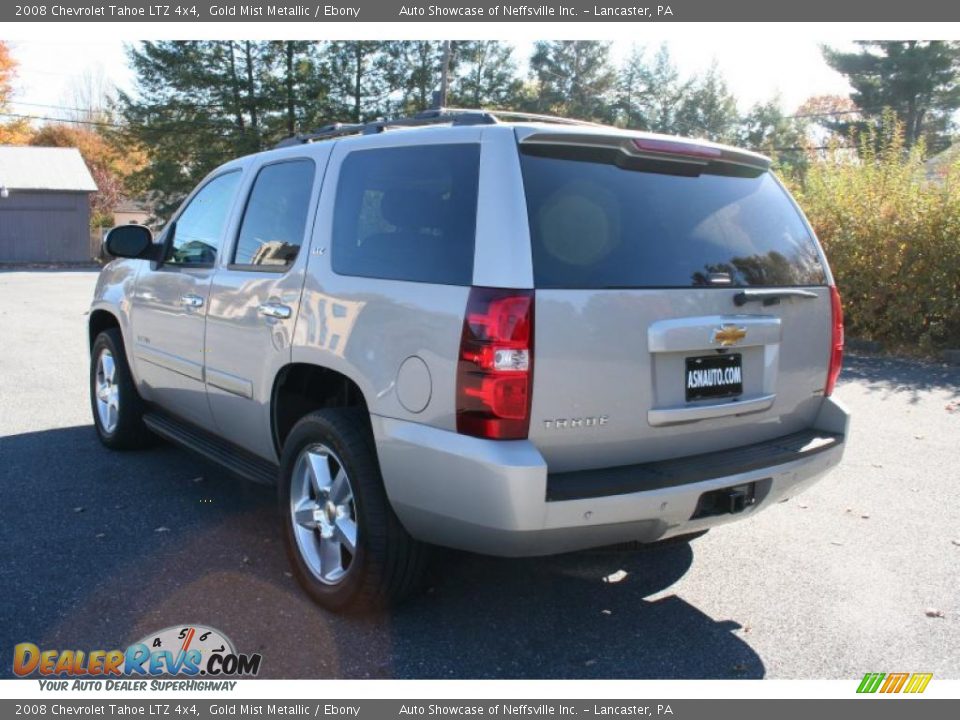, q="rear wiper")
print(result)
[733,289,819,307]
